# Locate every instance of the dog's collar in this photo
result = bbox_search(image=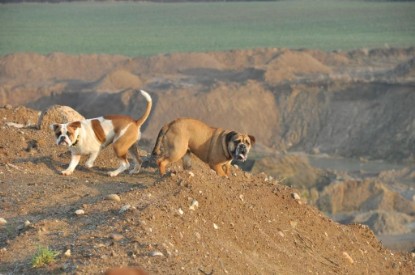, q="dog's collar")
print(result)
[71,135,80,147]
